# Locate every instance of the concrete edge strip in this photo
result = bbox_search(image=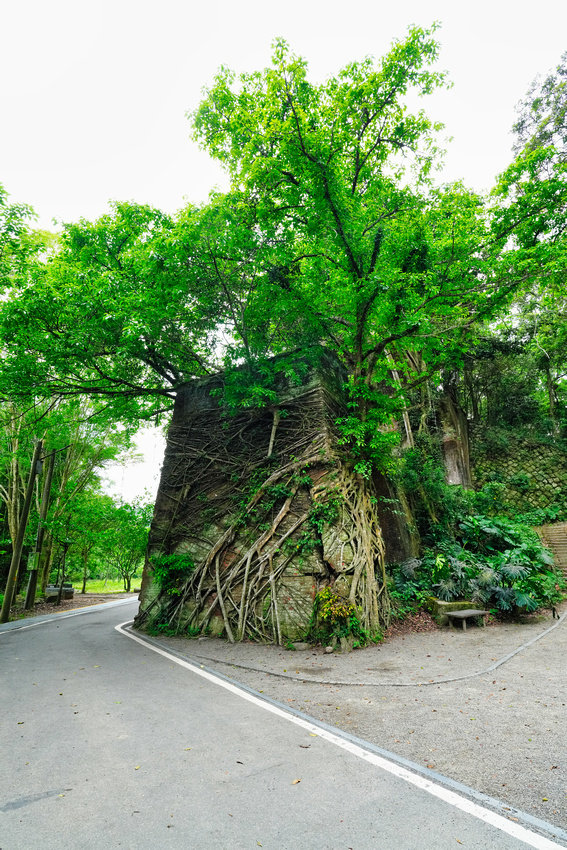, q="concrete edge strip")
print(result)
[185,607,567,688]
[0,597,137,633]
[116,620,567,850]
